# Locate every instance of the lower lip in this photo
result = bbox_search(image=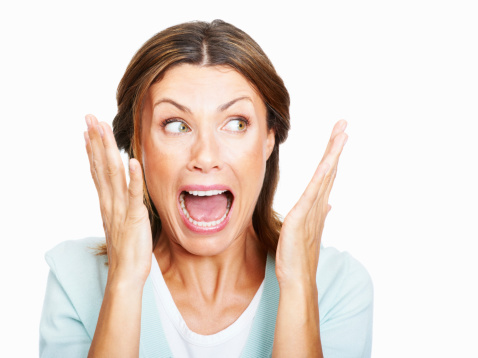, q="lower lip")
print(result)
[177,195,233,234]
